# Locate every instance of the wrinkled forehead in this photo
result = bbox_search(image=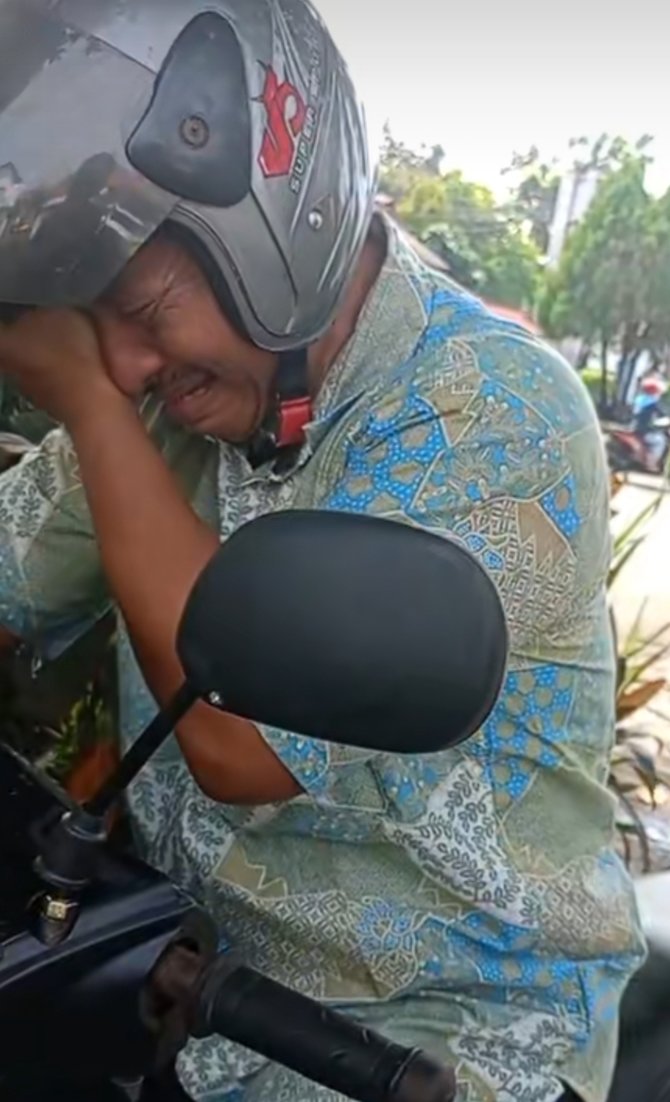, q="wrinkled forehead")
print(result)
[104,229,208,304]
